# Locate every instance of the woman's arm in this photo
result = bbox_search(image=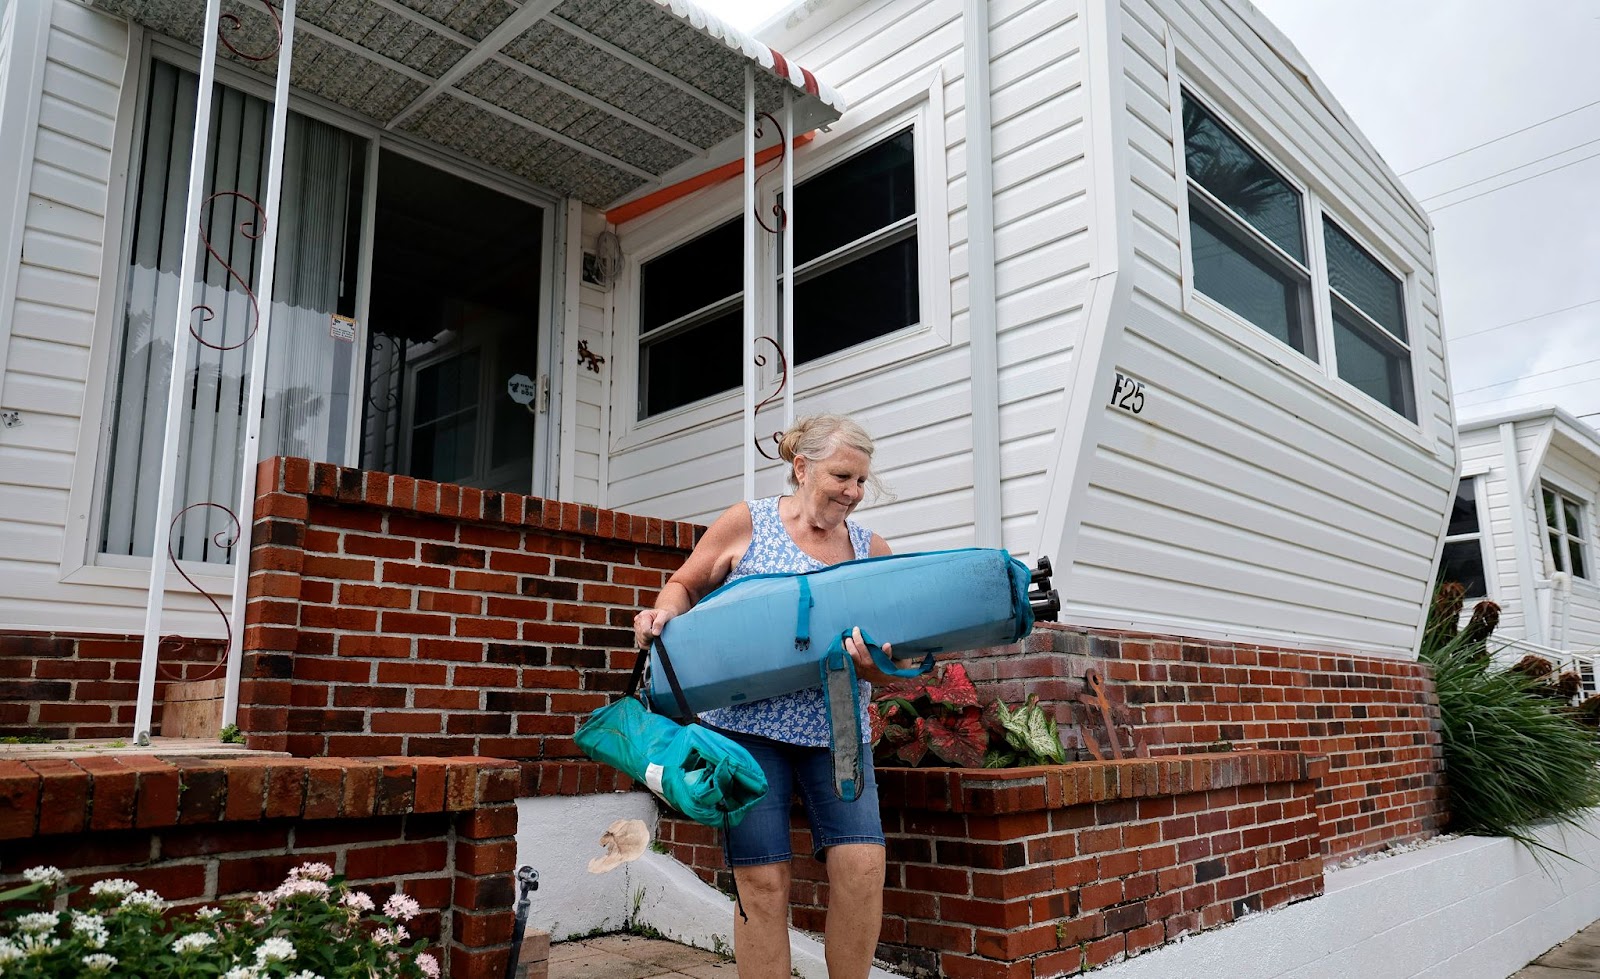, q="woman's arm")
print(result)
[632,502,754,648]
